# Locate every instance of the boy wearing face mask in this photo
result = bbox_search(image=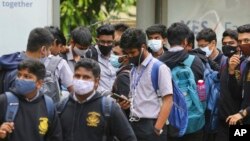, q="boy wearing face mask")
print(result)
[120,28,173,141]
[146,24,168,58]
[159,23,204,141]
[196,28,225,71]
[110,42,131,119]
[85,24,118,93]
[226,24,250,129]
[215,30,241,141]
[61,26,92,72]
[0,27,74,101]
[0,28,54,94]
[0,59,62,141]
[58,58,136,141]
